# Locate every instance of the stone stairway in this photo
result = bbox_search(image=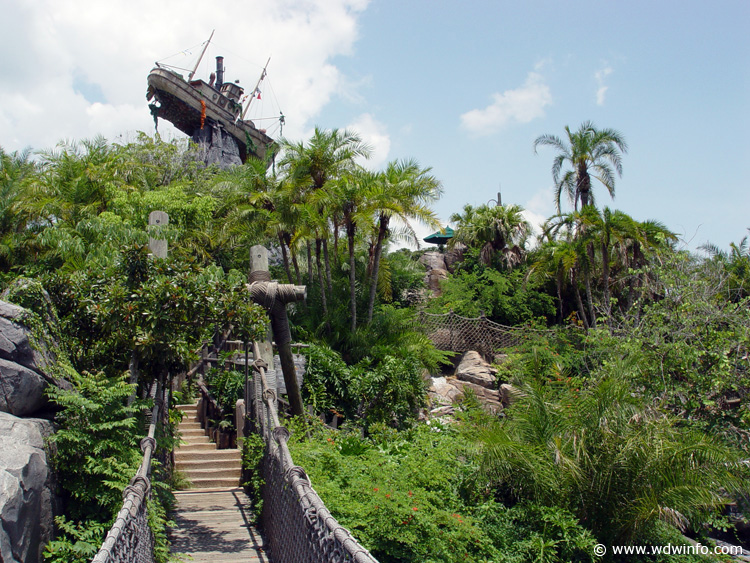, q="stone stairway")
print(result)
[174,403,242,489]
